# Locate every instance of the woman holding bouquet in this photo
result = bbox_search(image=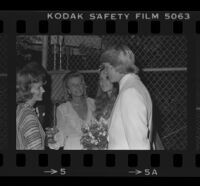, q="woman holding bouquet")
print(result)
[49,71,95,150]
[95,65,119,125]
[80,67,119,150]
